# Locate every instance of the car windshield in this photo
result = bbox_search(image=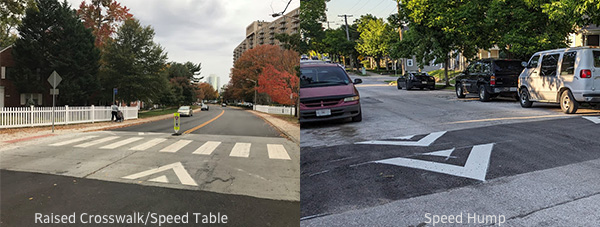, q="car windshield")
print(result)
[179,107,189,110]
[300,66,350,88]
[593,51,600,68]
[494,61,524,74]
